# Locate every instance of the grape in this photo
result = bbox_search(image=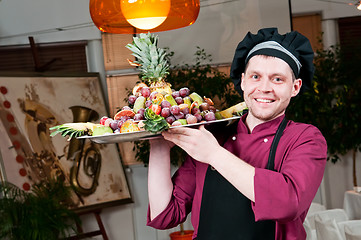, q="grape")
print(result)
[170,105,180,115]
[161,107,171,118]
[172,121,183,126]
[174,112,185,119]
[209,106,216,113]
[199,102,210,111]
[179,87,190,97]
[172,91,180,98]
[204,111,216,121]
[137,108,145,116]
[128,95,137,105]
[191,107,201,115]
[109,120,119,130]
[141,87,151,98]
[186,114,198,124]
[181,107,190,115]
[194,113,203,122]
[122,106,132,111]
[166,115,176,124]
[175,97,184,105]
[145,100,152,108]
[161,100,172,109]
[134,113,144,121]
[104,118,112,127]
